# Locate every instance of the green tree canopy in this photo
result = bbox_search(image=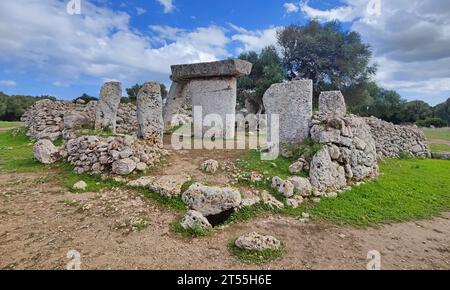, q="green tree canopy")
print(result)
[277,20,376,106]
[0,92,56,121]
[434,98,450,126]
[126,83,168,102]
[237,45,284,112]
